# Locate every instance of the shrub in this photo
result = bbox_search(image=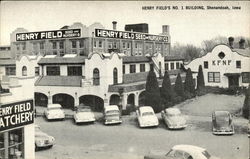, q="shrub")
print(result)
[161,71,175,105]
[184,68,195,95]
[174,73,185,98]
[242,85,250,119]
[196,65,205,91]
